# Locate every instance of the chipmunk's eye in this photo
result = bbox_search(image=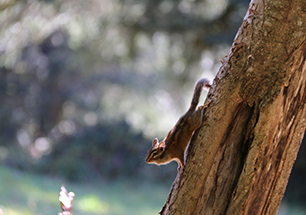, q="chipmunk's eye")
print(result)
[152,152,158,157]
